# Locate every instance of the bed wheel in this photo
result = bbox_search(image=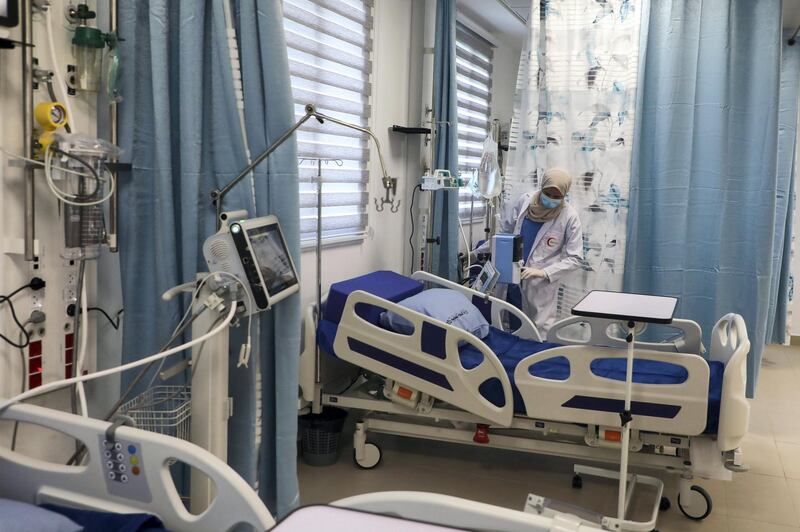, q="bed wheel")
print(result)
[659,497,671,512]
[353,442,382,470]
[677,485,712,520]
[571,474,583,489]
